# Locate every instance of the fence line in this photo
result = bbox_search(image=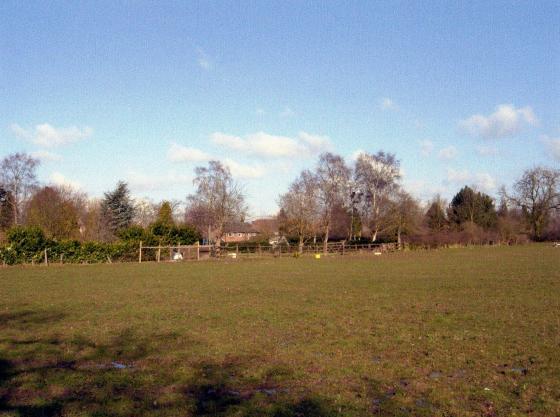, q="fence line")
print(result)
[138,241,398,263]
[1,241,398,267]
